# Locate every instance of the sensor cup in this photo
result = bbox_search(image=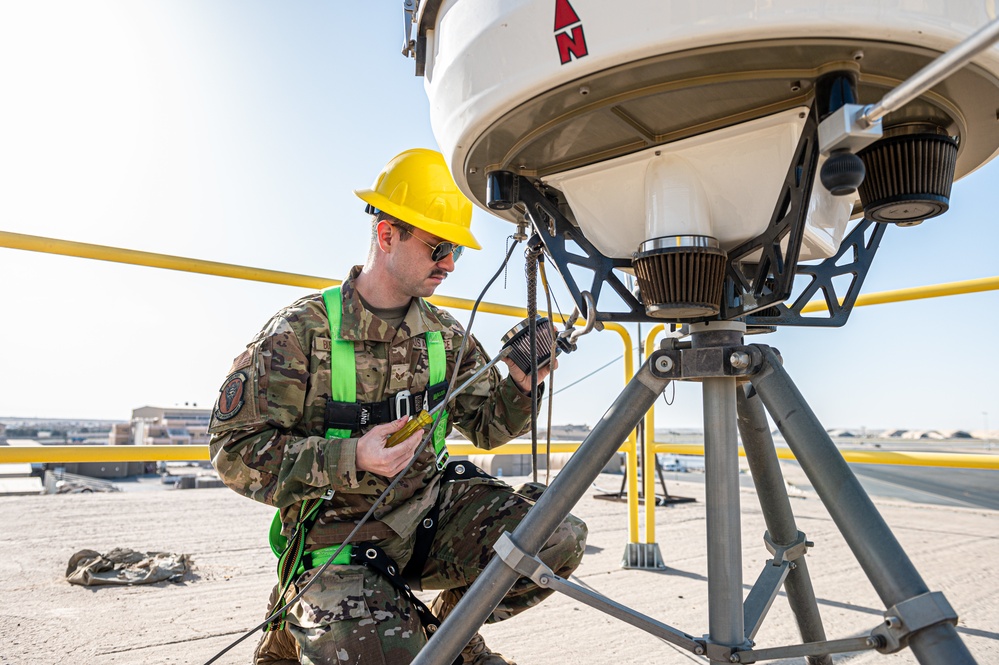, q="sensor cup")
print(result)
[633,236,727,320]
[500,316,562,375]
